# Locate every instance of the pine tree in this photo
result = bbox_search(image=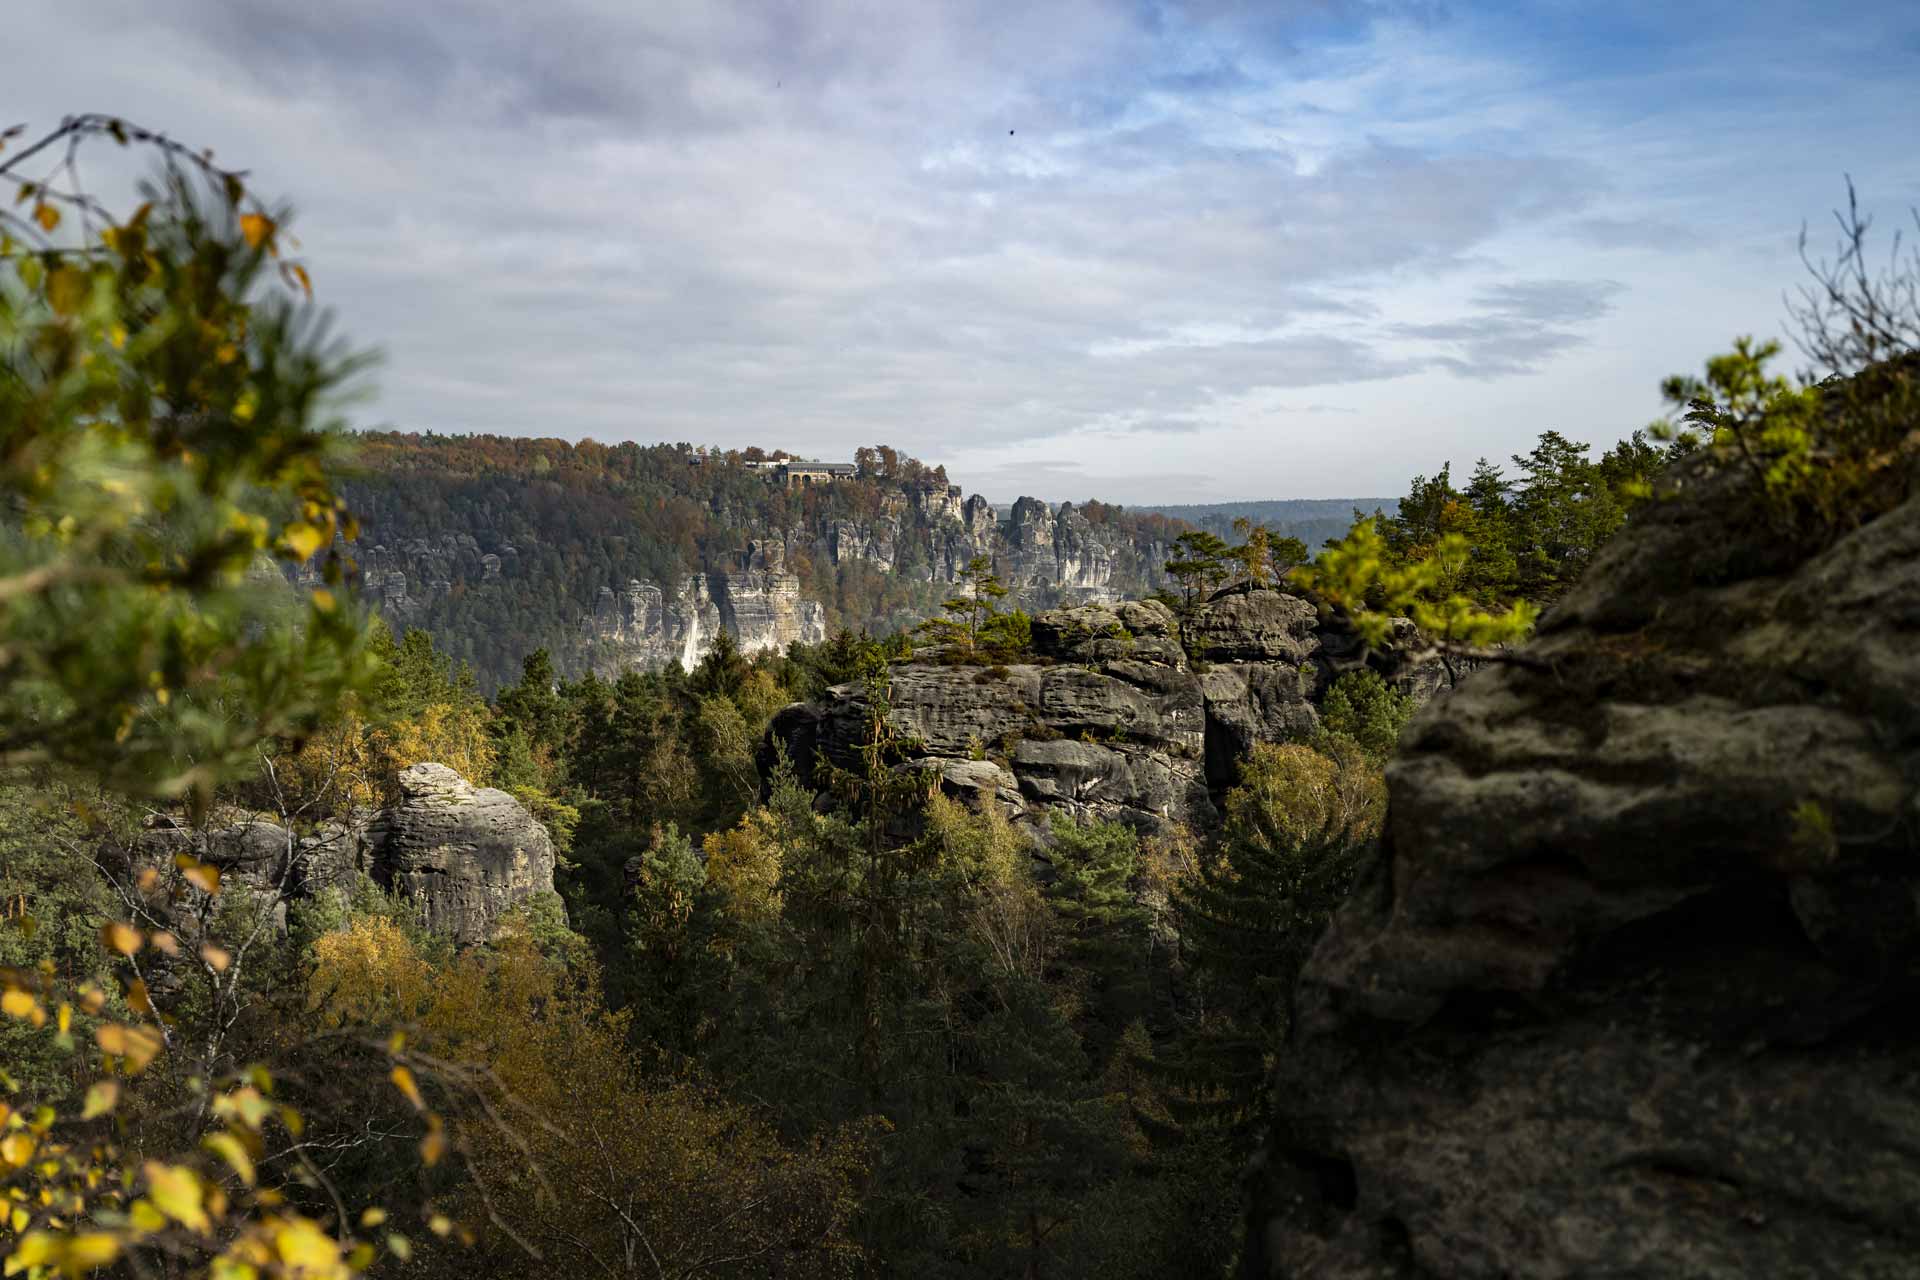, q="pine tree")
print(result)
[1043,816,1151,1068]
[620,823,735,1059]
[1316,670,1417,765]
[1161,740,1382,1130]
[1162,530,1233,610]
[492,647,567,754]
[690,626,750,699]
[957,973,1136,1280]
[917,554,1011,655]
